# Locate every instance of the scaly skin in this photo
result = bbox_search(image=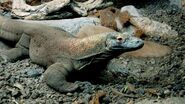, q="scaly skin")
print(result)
[0,16,144,93]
